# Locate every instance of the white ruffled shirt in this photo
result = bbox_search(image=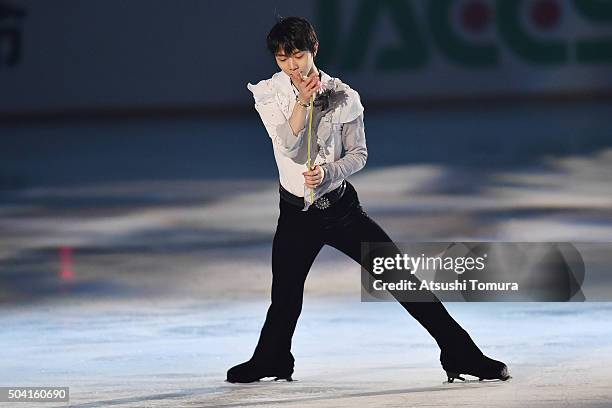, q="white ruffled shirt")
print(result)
[246,69,367,211]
